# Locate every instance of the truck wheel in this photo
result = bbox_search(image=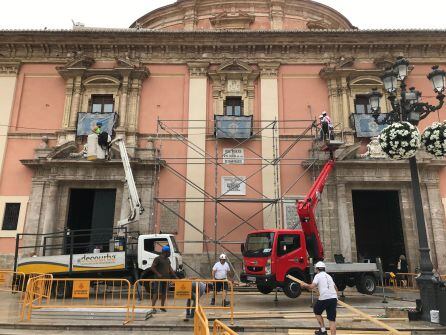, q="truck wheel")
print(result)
[283,278,302,299]
[335,280,347,292]
[257,283,273,294]
[357,274,376,295]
